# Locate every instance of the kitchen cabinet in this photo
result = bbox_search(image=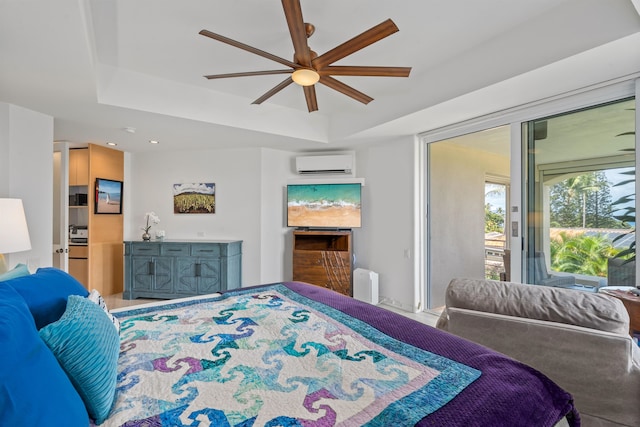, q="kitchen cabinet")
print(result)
[65,144,123,296]
[69,148,89,186]
[68,245,88,287]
